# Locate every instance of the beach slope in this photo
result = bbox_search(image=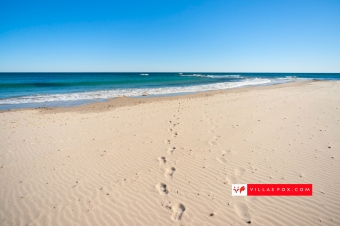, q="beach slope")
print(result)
[0,81,339,225]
